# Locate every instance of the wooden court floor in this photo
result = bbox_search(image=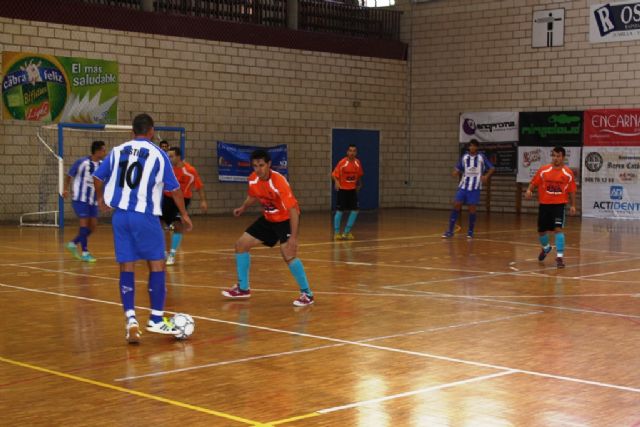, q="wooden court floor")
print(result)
[1,208,640,426]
